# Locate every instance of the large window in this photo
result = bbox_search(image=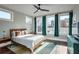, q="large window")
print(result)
[46,15,55,36]
[59,13,69,36]
[0,8,13,21]
[36,17,42,34]
[72,14,77,34]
